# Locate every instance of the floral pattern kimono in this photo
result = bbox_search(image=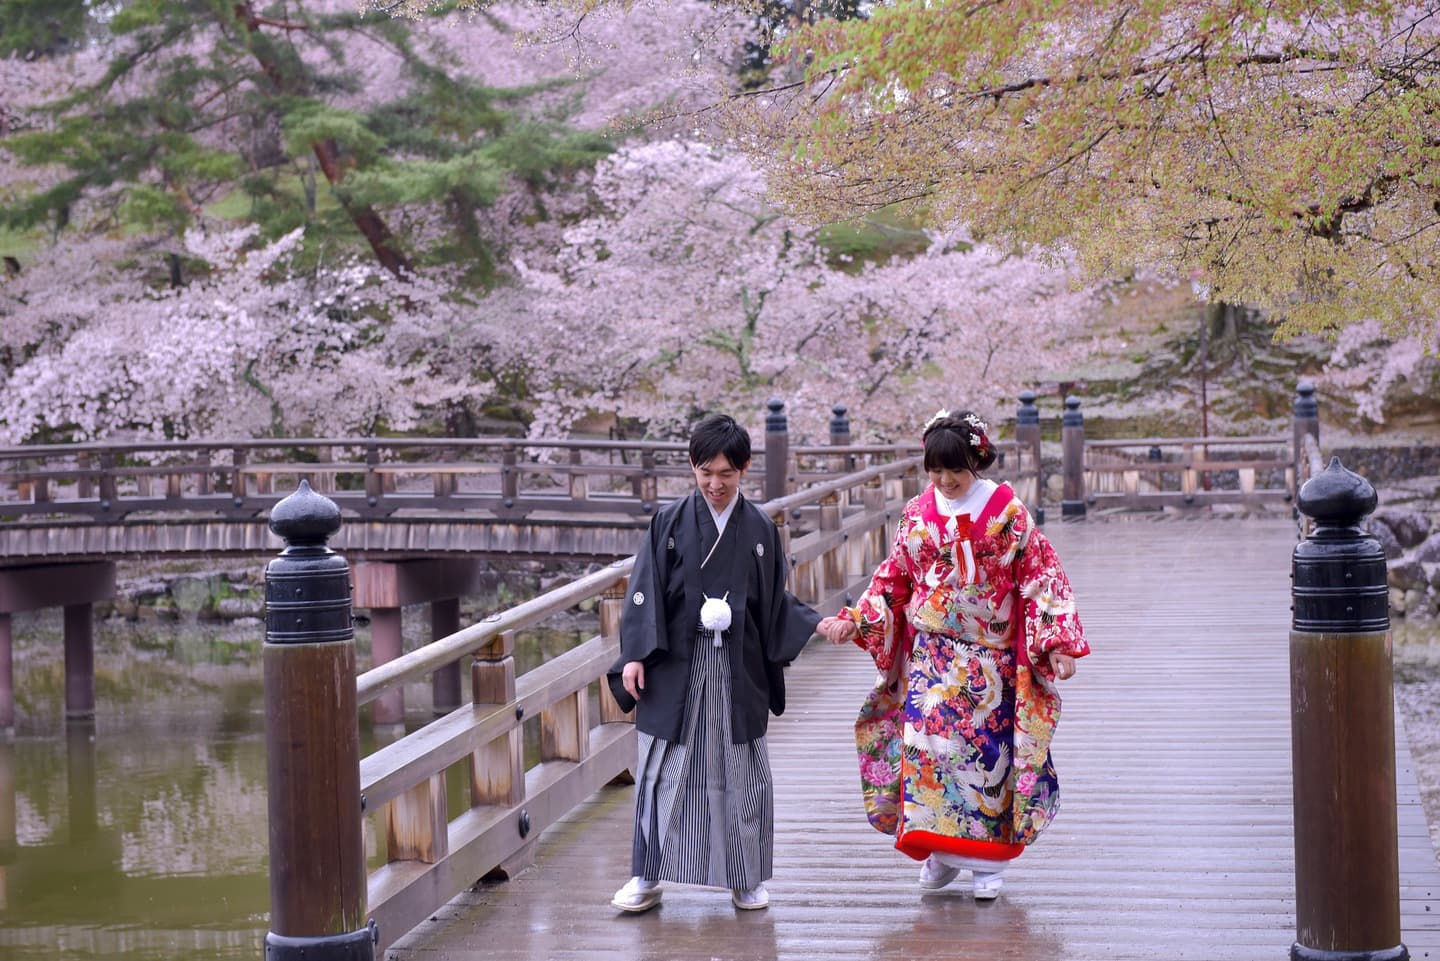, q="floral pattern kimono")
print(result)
[845,482,1088,864]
